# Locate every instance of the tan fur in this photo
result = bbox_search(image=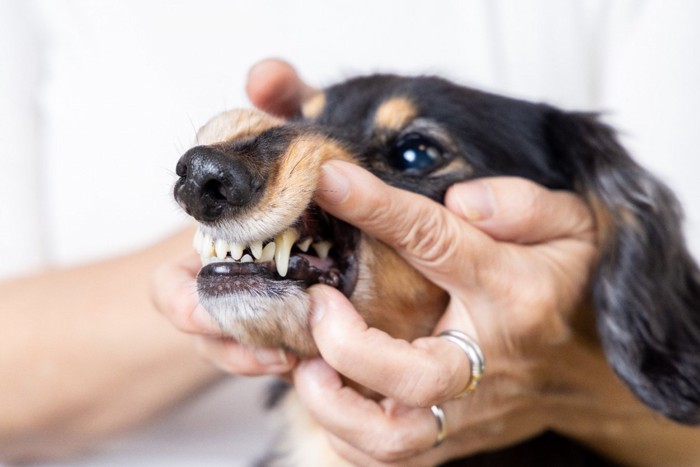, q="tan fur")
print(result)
[196,108,283,146]
[301,93,327,119]
[373,97,418,132]
[352,238,447,343]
